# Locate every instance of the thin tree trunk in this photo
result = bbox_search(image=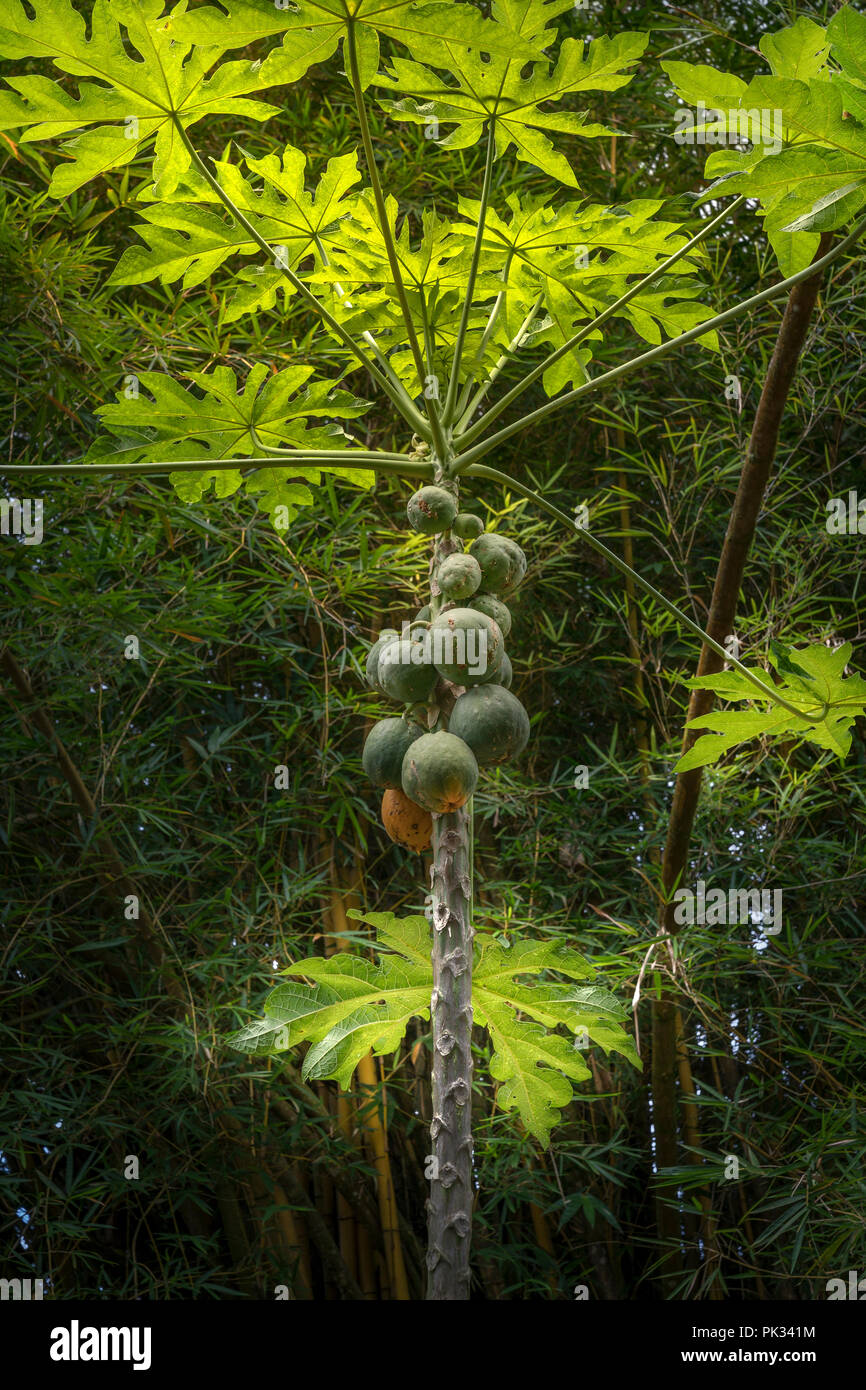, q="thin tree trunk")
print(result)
[650,233,832,1290]
[659,233,833,914]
